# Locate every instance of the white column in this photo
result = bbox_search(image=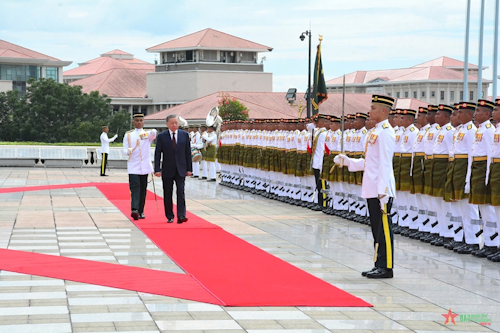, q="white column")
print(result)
[446,84,450,105]
[417,85,421,100]
[58,66,63,83]
[426,85,430,103]
[41,66,46,79]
